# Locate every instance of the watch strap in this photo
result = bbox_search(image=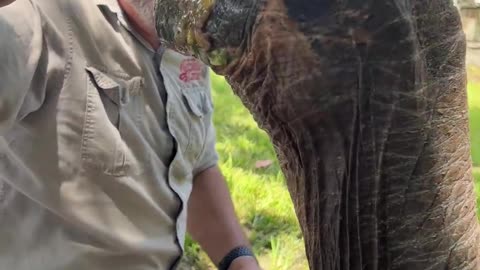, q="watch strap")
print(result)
[218,246,256,270]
